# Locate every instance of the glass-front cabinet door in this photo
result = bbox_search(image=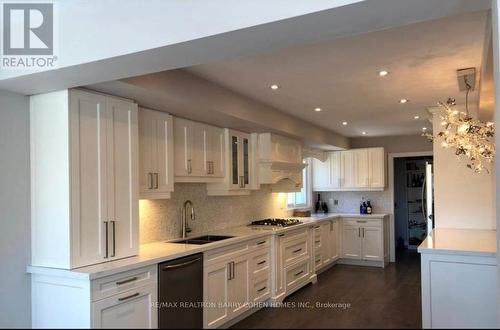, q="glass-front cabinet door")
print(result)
[228,131,250,190]
[230,135,240,188]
